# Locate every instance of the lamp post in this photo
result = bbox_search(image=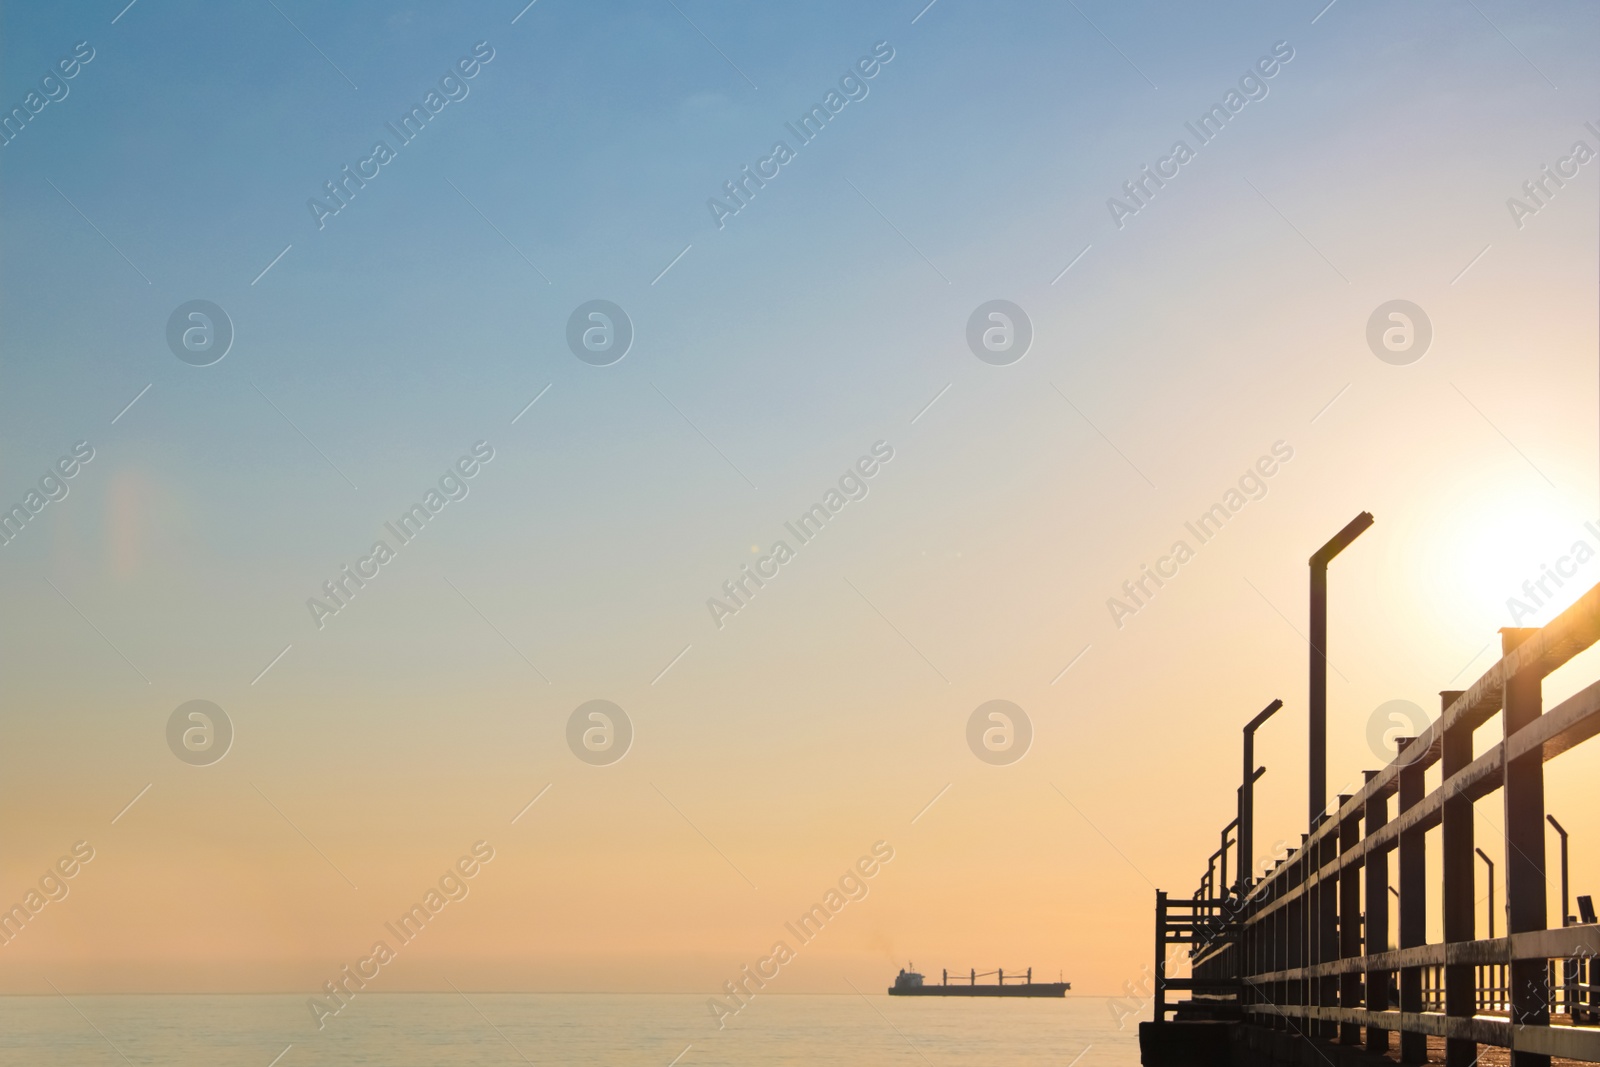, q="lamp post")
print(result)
[1547,815,1571,926]
[1475,848,1504,1013]
[1309,513,1374,830]
[1219,817,1238,899]
[1548,815,1574,1021]
[1475,848,1495,939]
[1238,699,1283,894]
